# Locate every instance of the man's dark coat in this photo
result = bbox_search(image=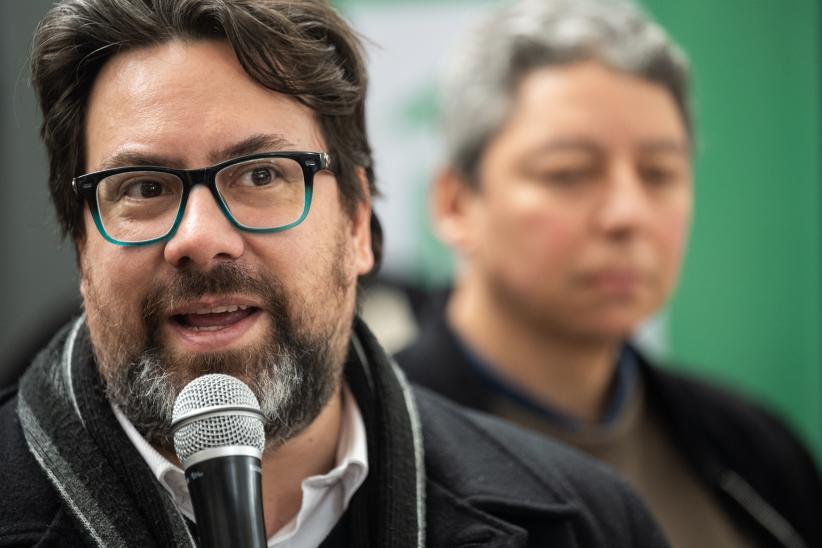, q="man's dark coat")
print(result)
[0,318,668,547]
